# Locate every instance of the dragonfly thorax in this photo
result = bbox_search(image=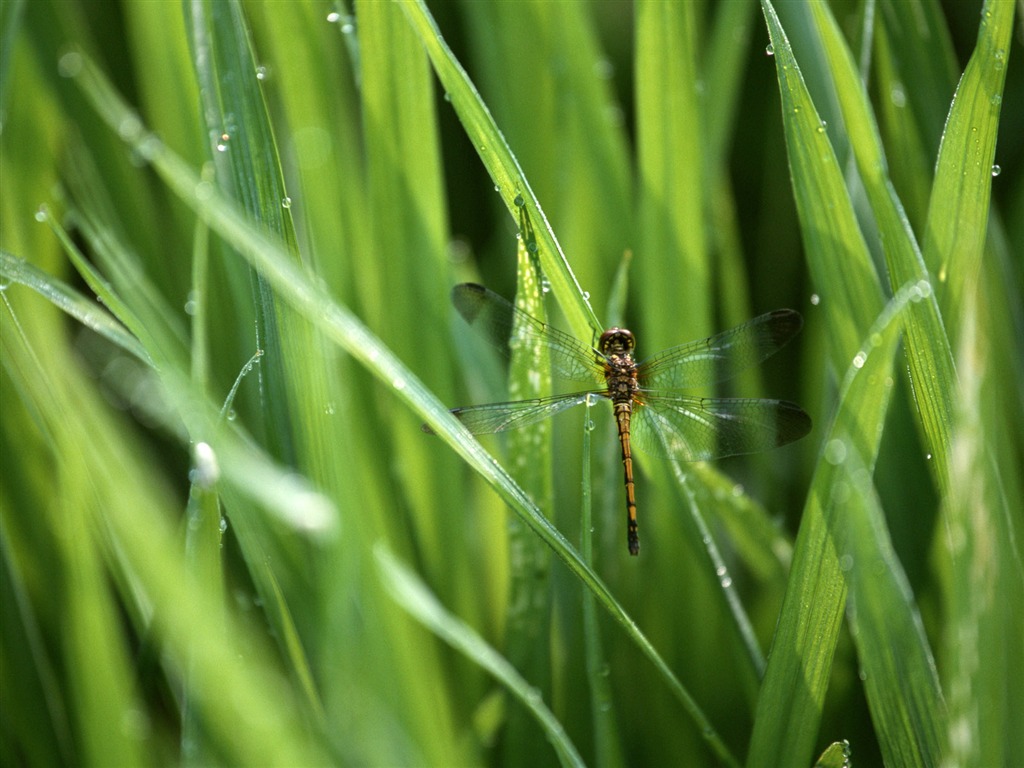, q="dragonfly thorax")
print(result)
[599,327,635,357]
